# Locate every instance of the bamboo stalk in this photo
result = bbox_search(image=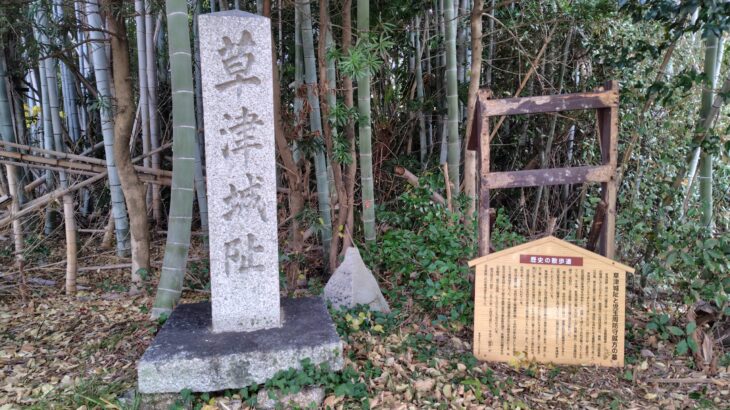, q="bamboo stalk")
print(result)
[152,0,199,318]
[87,0,132,258]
